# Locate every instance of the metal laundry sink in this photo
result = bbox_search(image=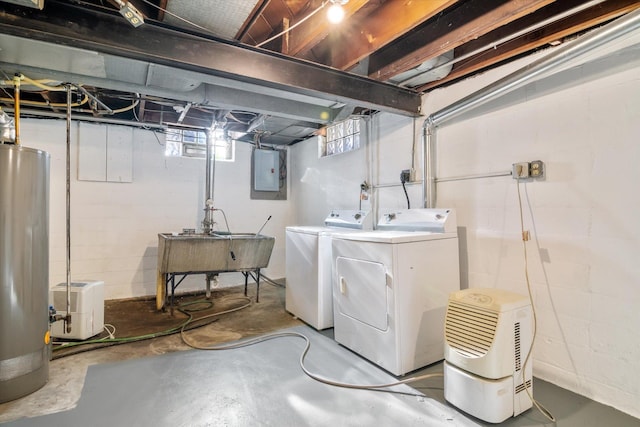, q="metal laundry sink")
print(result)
[157,232,275,274]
